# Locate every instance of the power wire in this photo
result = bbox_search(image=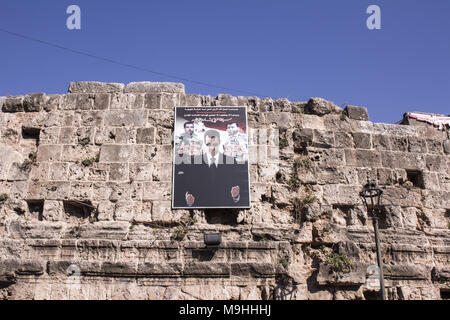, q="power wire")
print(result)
[0,28,266,97]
